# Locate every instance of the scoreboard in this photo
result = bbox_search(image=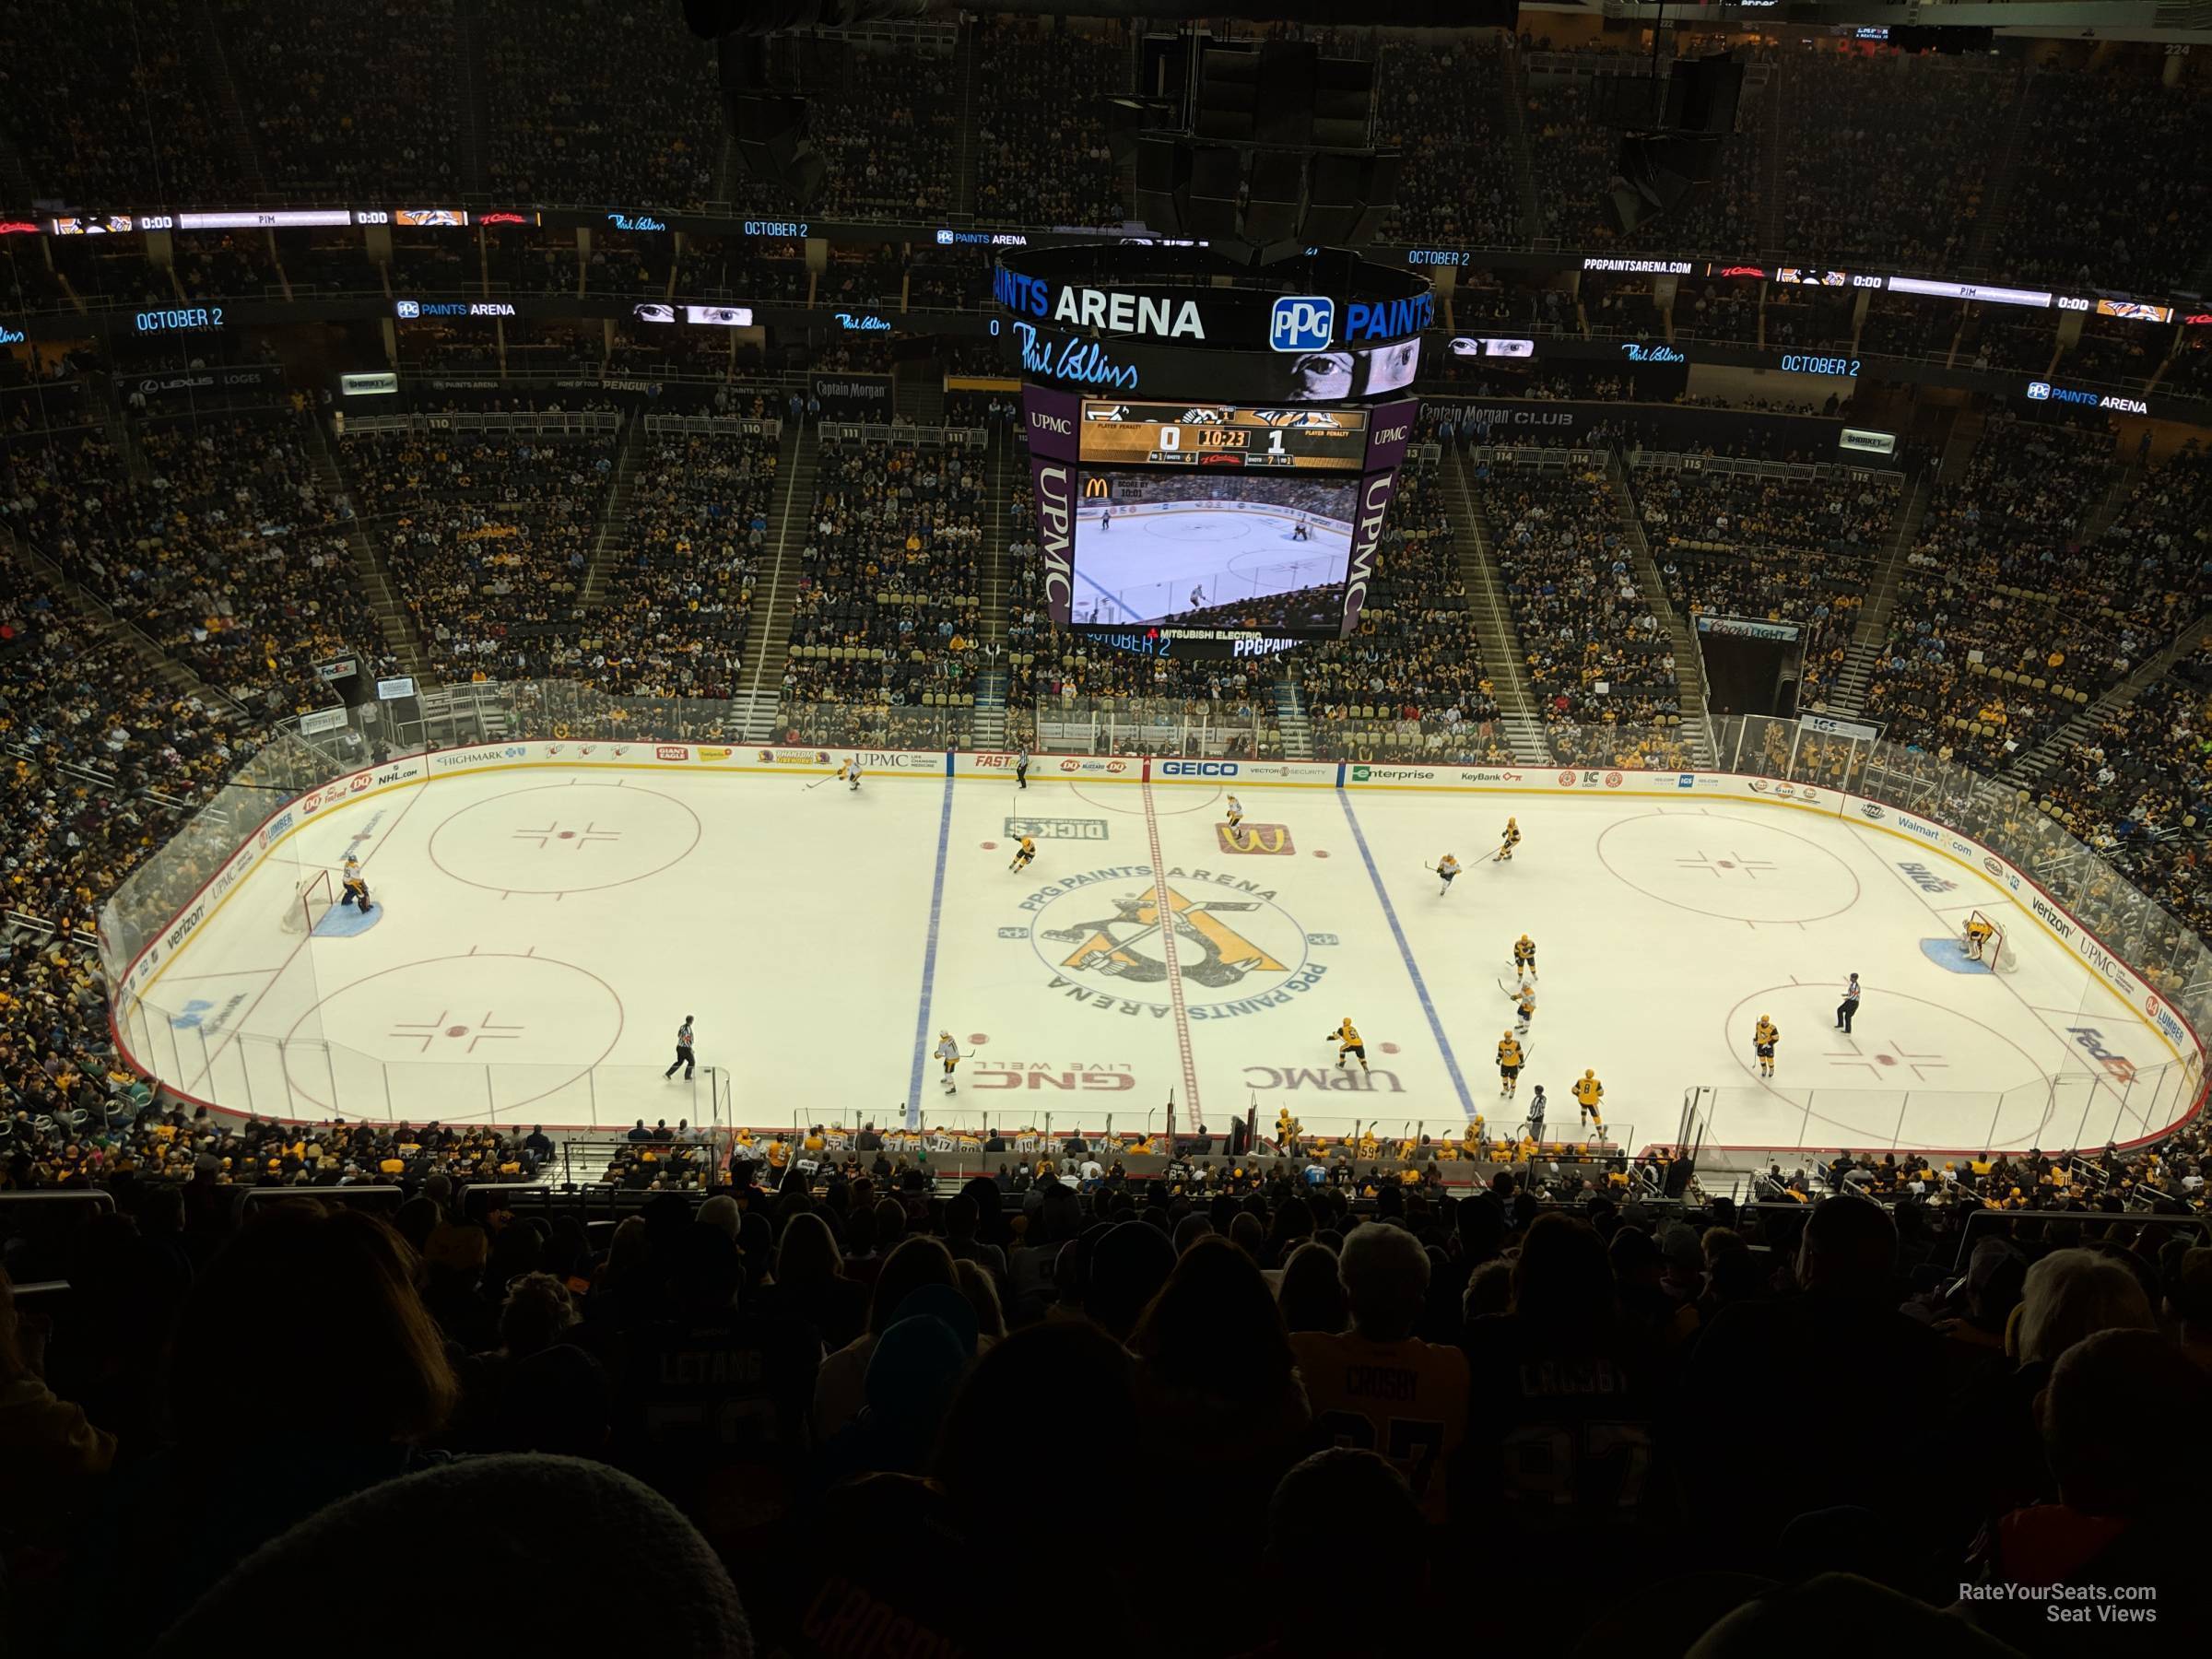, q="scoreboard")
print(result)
[1077,400,1370,470]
